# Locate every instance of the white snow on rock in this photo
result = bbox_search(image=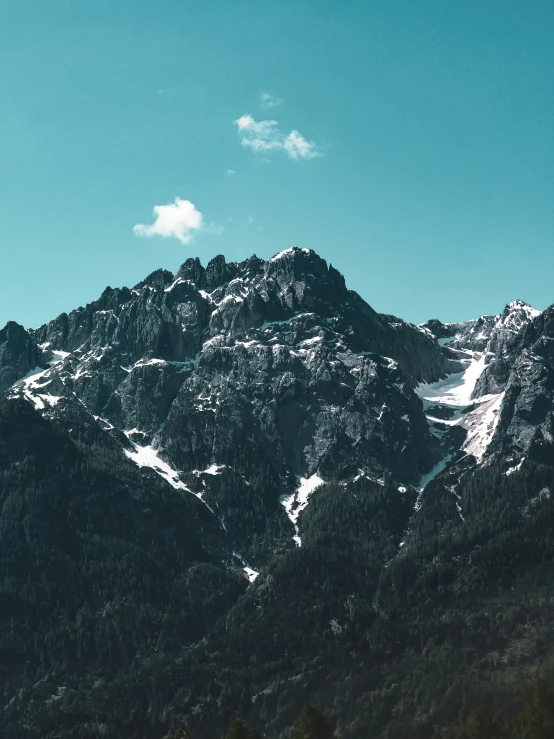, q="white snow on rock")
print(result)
[414,346,507,507]
[164,277,185,292]
[417,454,455,493]
[129,358,167,370]
[122,435,222,519]
[123,438,191,491]
[280,474,324,546]
[461,392,505,460]
[503,300,541,325]
[416,353,486,407]
[51,350,70,361]
[269,247,297,262]
[417,348,505,464]
[232,552,259,582]
[93,415,115,430]
[9,348,72,409]
[506,457,525,476]
[203,464,225,475]
[12,365,53,391]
